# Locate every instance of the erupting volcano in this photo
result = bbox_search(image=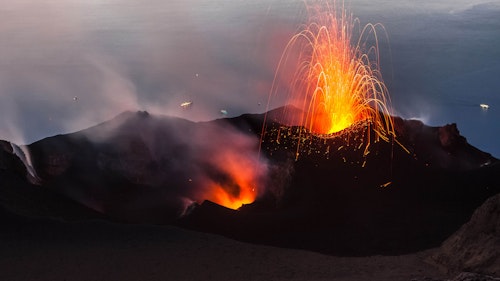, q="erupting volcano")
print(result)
[1,0,500,280]
[266,1,395,157]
